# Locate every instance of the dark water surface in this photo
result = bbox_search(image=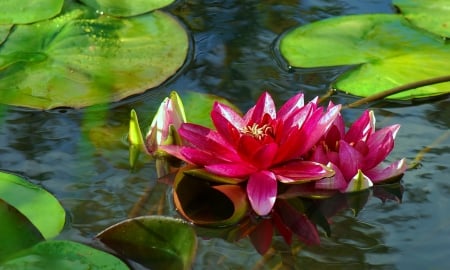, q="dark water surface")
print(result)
[1,0,449,269]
